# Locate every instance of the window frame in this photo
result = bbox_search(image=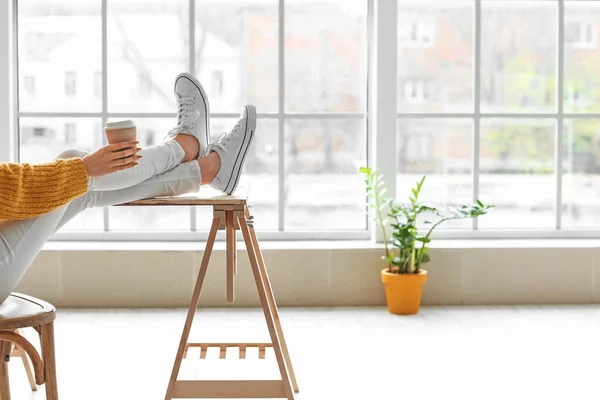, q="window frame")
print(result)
[395,0,600,240]
[1,0,15,164]
[8,0,600,241]
[8,0,371,242]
